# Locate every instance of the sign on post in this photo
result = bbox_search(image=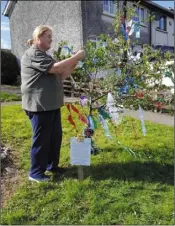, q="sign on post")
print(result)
[70,137,91,180]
